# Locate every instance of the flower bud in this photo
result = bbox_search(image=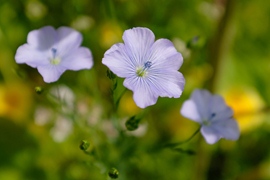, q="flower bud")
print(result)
[79,140,90,151]
[108,167,119,179]
[125,115,140,131]
[35,86,44,94]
